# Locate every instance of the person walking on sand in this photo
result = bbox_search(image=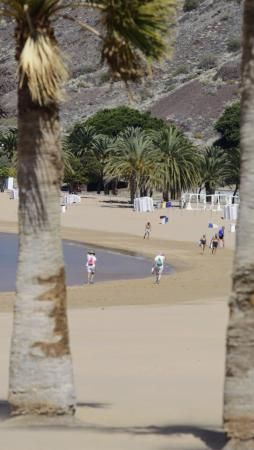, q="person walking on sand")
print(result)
[152,252,165,284]
[218,225,225,248]
[144,221,152,239]
[210,234,219,255]
[199,234,207,254]
[86,250,97,284]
